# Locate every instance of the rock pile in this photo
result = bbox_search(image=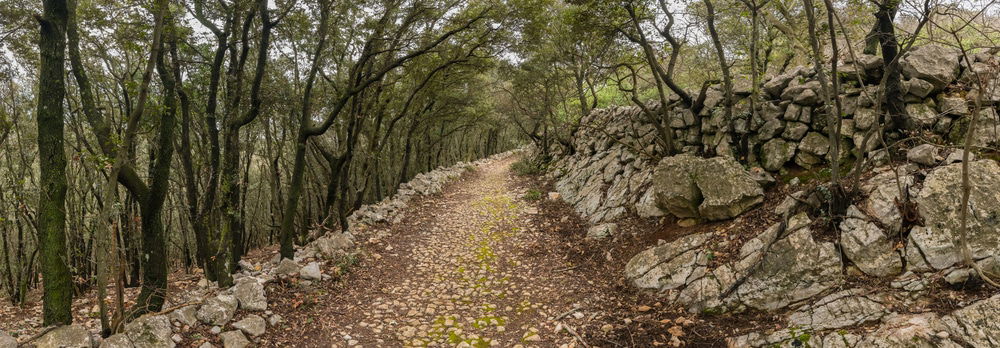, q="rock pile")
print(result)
[348,150,520,228]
